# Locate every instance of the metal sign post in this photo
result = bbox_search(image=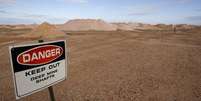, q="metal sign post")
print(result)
[48,86,56,101]
[38,40,56,101]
